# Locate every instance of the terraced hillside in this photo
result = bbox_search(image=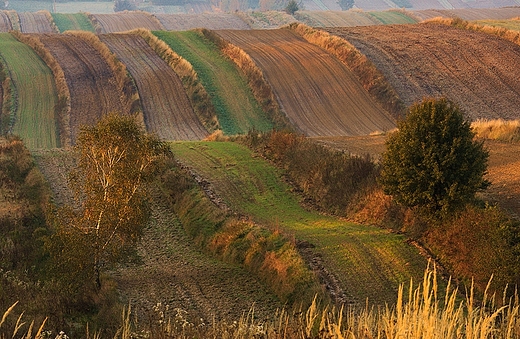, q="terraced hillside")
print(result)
[0,33,59,149]
[0,11,12,31]
[18,11,56,33]
[38,33,131,143]
[91,12,163,33]
[326,23,520,121]
[171,141,428,305]
[154,30,272,135]
[216,29,395,137]
[155,13,250,31]
[100,33,208,140]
